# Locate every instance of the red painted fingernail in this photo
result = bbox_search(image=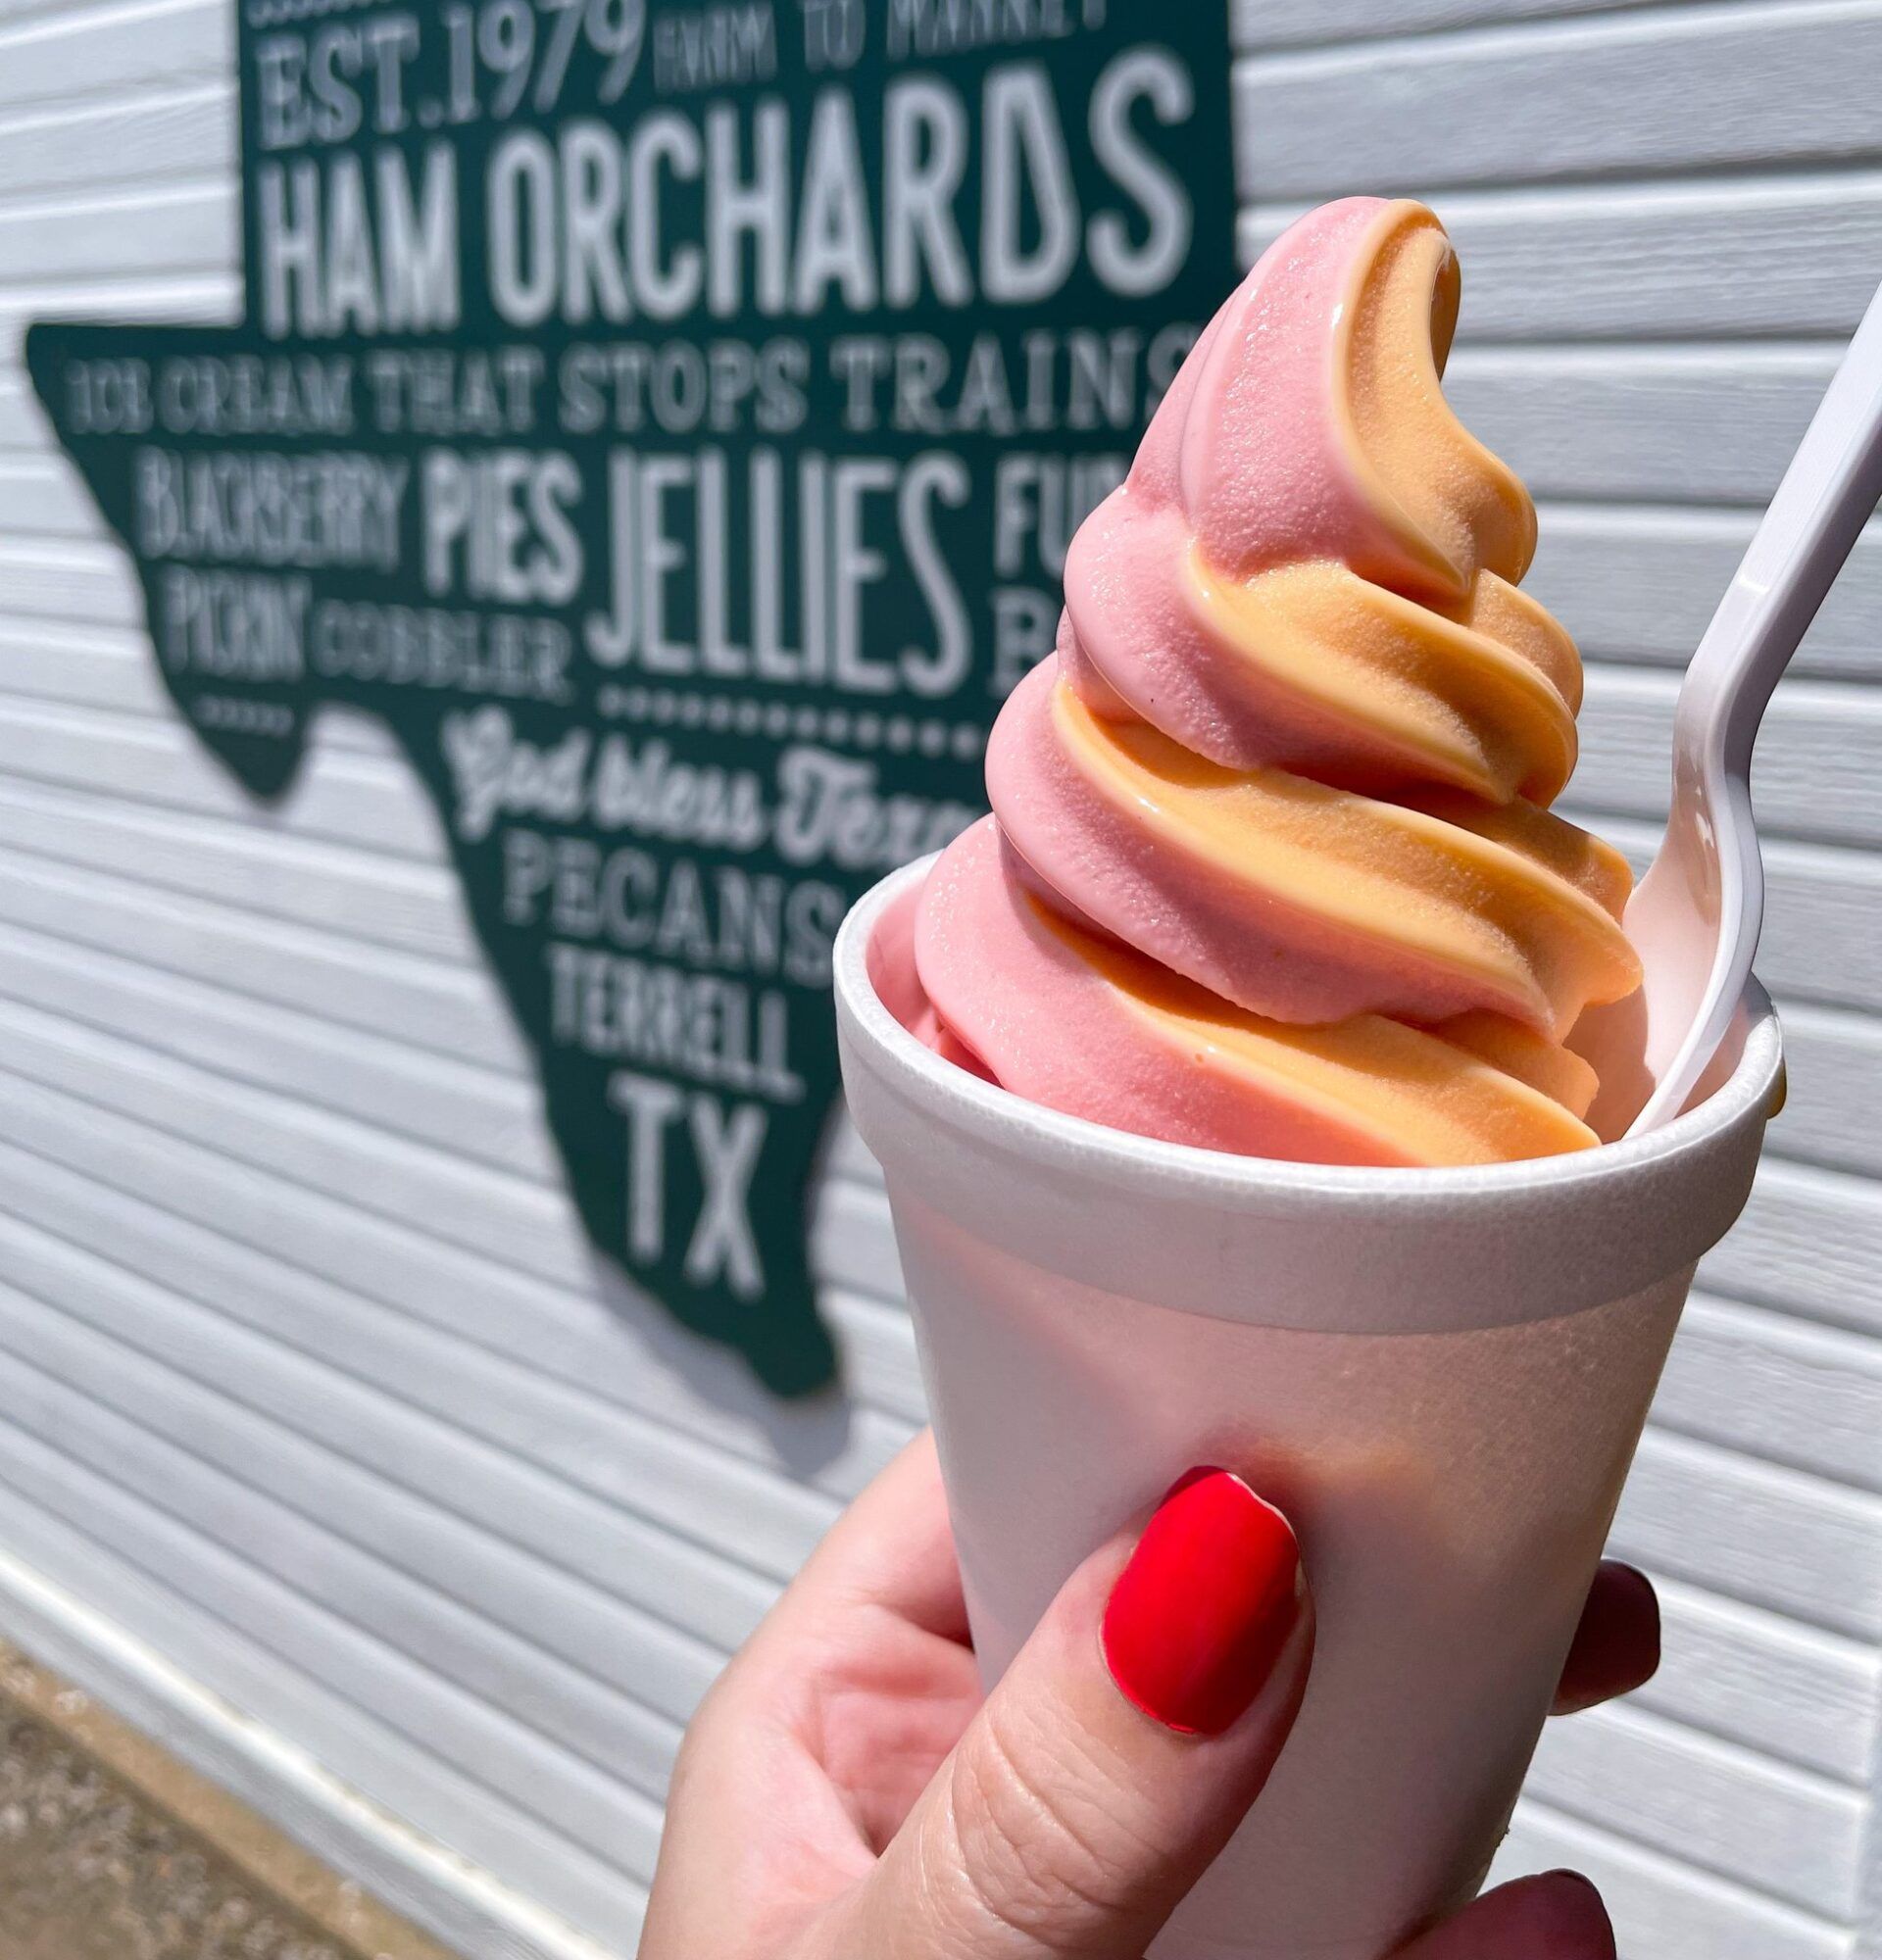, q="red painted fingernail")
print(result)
[1102,1468,1302,1736]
